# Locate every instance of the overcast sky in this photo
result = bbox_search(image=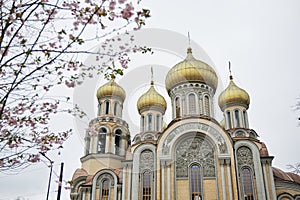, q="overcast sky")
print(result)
[1,0,300,199]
